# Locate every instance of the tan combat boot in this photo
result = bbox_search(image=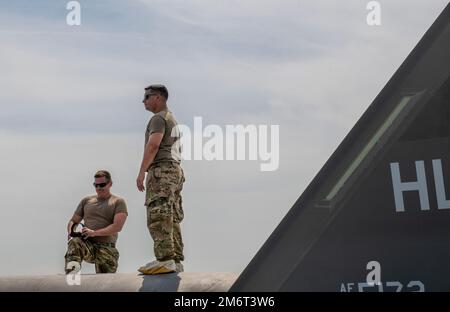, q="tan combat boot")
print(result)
[138,259,176,274]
